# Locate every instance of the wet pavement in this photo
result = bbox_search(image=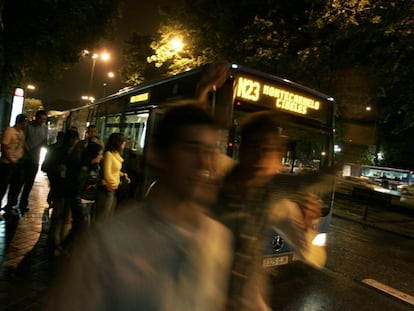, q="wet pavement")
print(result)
[0,172,414,310]
[0,172,60,310]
